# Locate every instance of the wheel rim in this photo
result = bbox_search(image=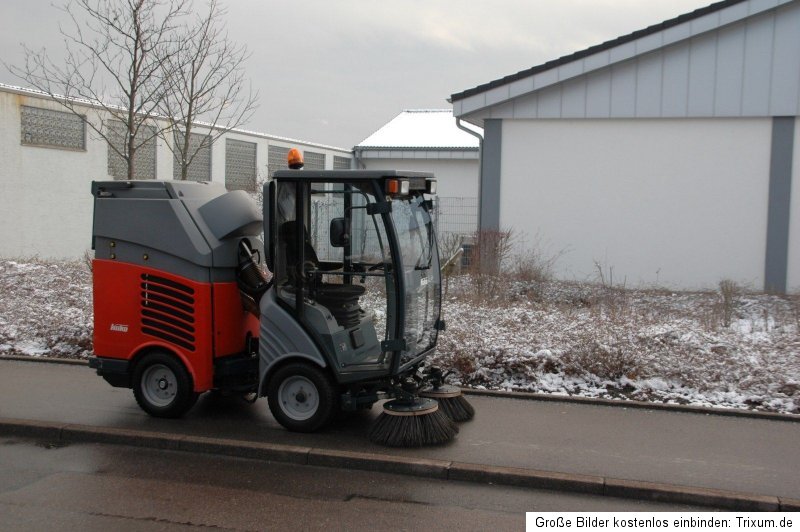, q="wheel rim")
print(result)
[141,363,178,408]
[277,376,319,421]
